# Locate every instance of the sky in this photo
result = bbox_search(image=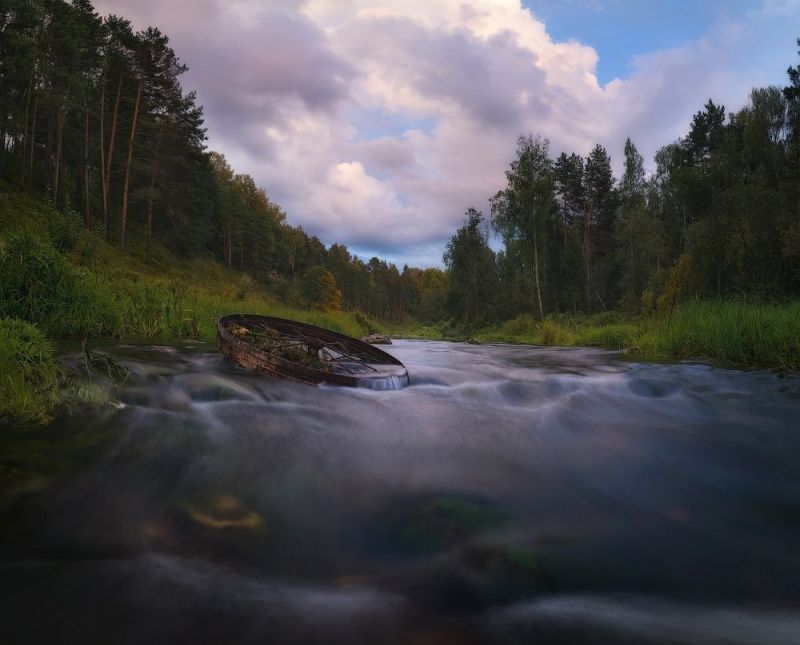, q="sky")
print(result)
[94,0,800,267]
